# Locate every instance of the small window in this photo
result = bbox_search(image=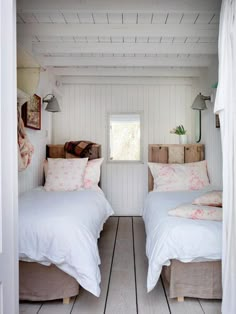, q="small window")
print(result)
[108,113,142,162]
